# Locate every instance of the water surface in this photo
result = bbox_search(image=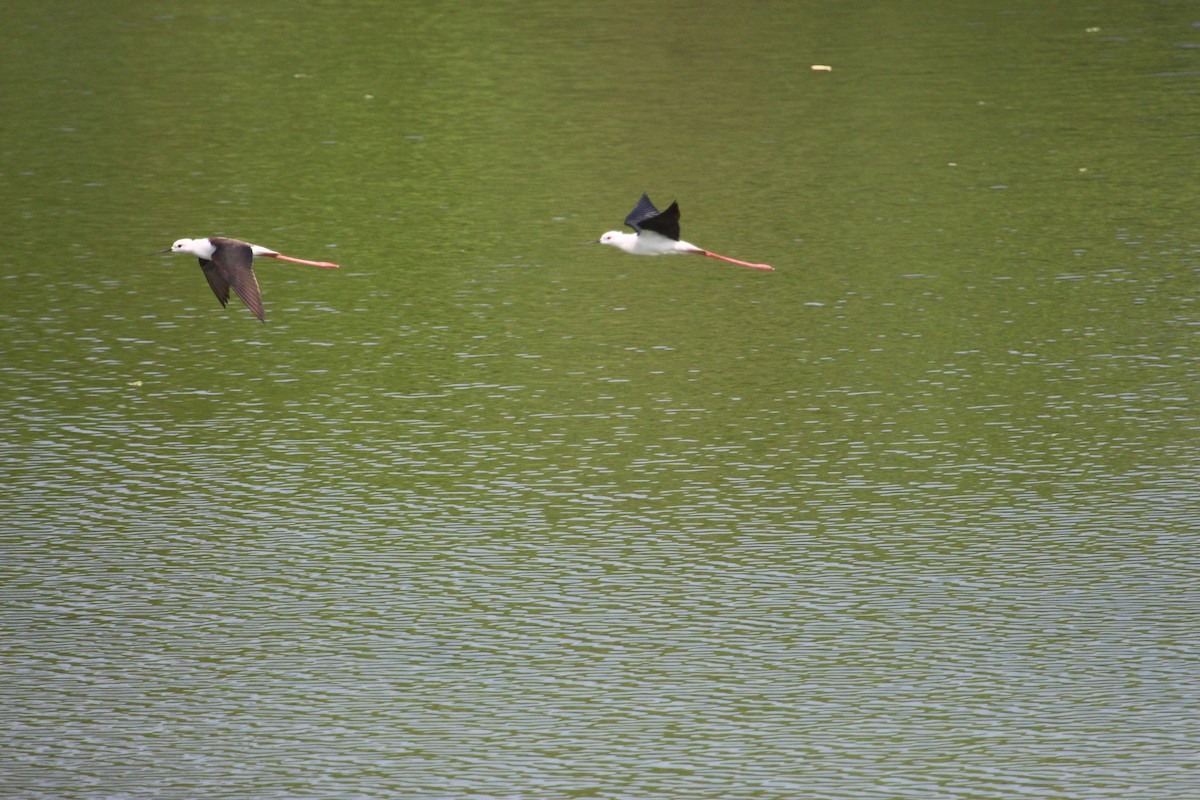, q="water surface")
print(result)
[2,2,1197,798]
